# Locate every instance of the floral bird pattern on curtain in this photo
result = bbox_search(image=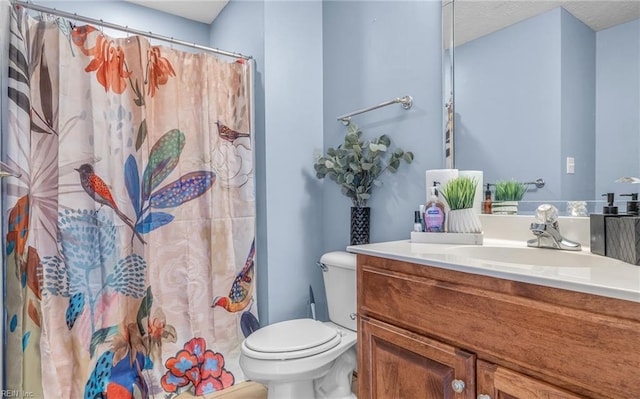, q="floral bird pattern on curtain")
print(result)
[6,7,256,398]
